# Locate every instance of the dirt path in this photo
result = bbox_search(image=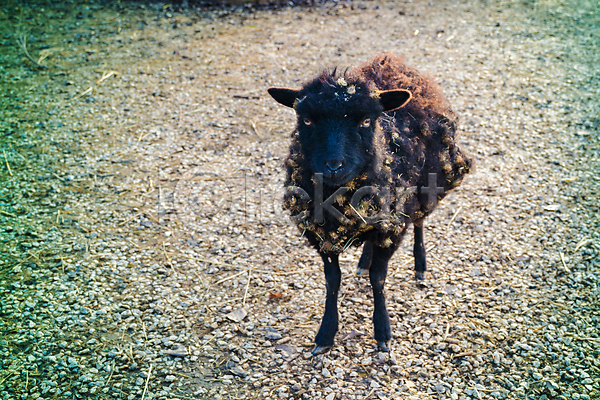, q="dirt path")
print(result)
[1,1,599,399]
